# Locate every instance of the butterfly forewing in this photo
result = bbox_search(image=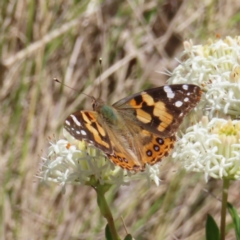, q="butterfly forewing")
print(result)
[113,84,202,137]
[64,111,112,154]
